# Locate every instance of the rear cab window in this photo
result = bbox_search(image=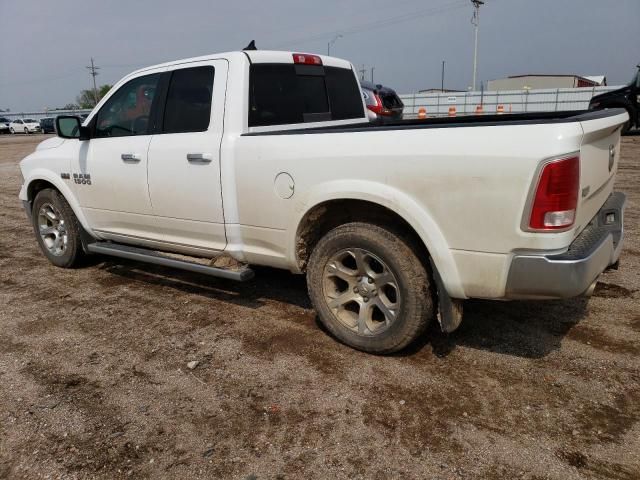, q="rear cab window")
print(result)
[248,59,365,129]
